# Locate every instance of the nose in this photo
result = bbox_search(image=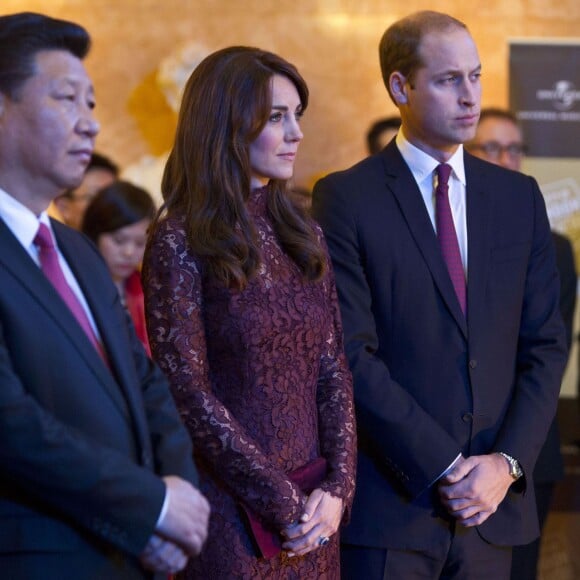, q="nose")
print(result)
[122,243,136,258]
[498,150,520,171]
[77,108,100,138]
[460,79,479,108]
[286,116,303,142]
